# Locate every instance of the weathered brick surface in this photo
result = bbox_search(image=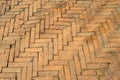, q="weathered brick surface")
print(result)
[0,0,120,80]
